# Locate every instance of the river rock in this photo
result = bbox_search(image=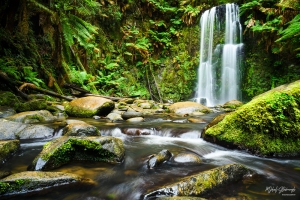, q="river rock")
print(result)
[62,120,100,136]
[0,119,54,140]
[118,98,135,104]
[168,102,211,116]
[65,96,115,117]
[5,110,56,123]
[157,197,206,200]
[127,117,144,122]
[203,80,300,157]
[187,118,206,123]
[0,106,16,118]
[147,149,172,169]
[172,153,202,164]
[222,100,243,109]
[0,171,95,198]
[28,136,125,170]
[143,164,251,199]
[122,111,143,120]
[0,140,20,164]
[16,99,48,112]
[106,112,123,122]
[122,128,154,136]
